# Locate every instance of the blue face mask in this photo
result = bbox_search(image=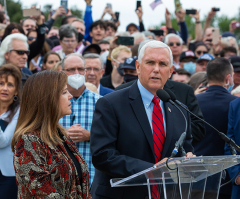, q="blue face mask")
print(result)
[225,75,234,92]
[183,62,196,74]
[228,82,234,92]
